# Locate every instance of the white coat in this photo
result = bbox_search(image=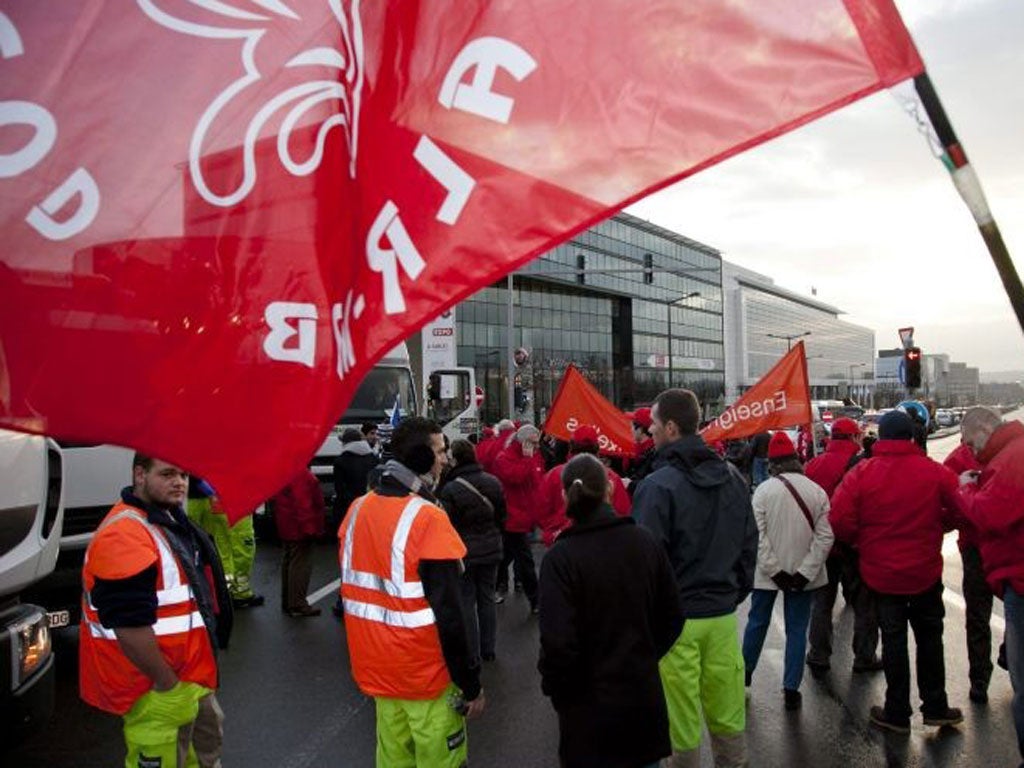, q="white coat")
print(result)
[751,472,833,591]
